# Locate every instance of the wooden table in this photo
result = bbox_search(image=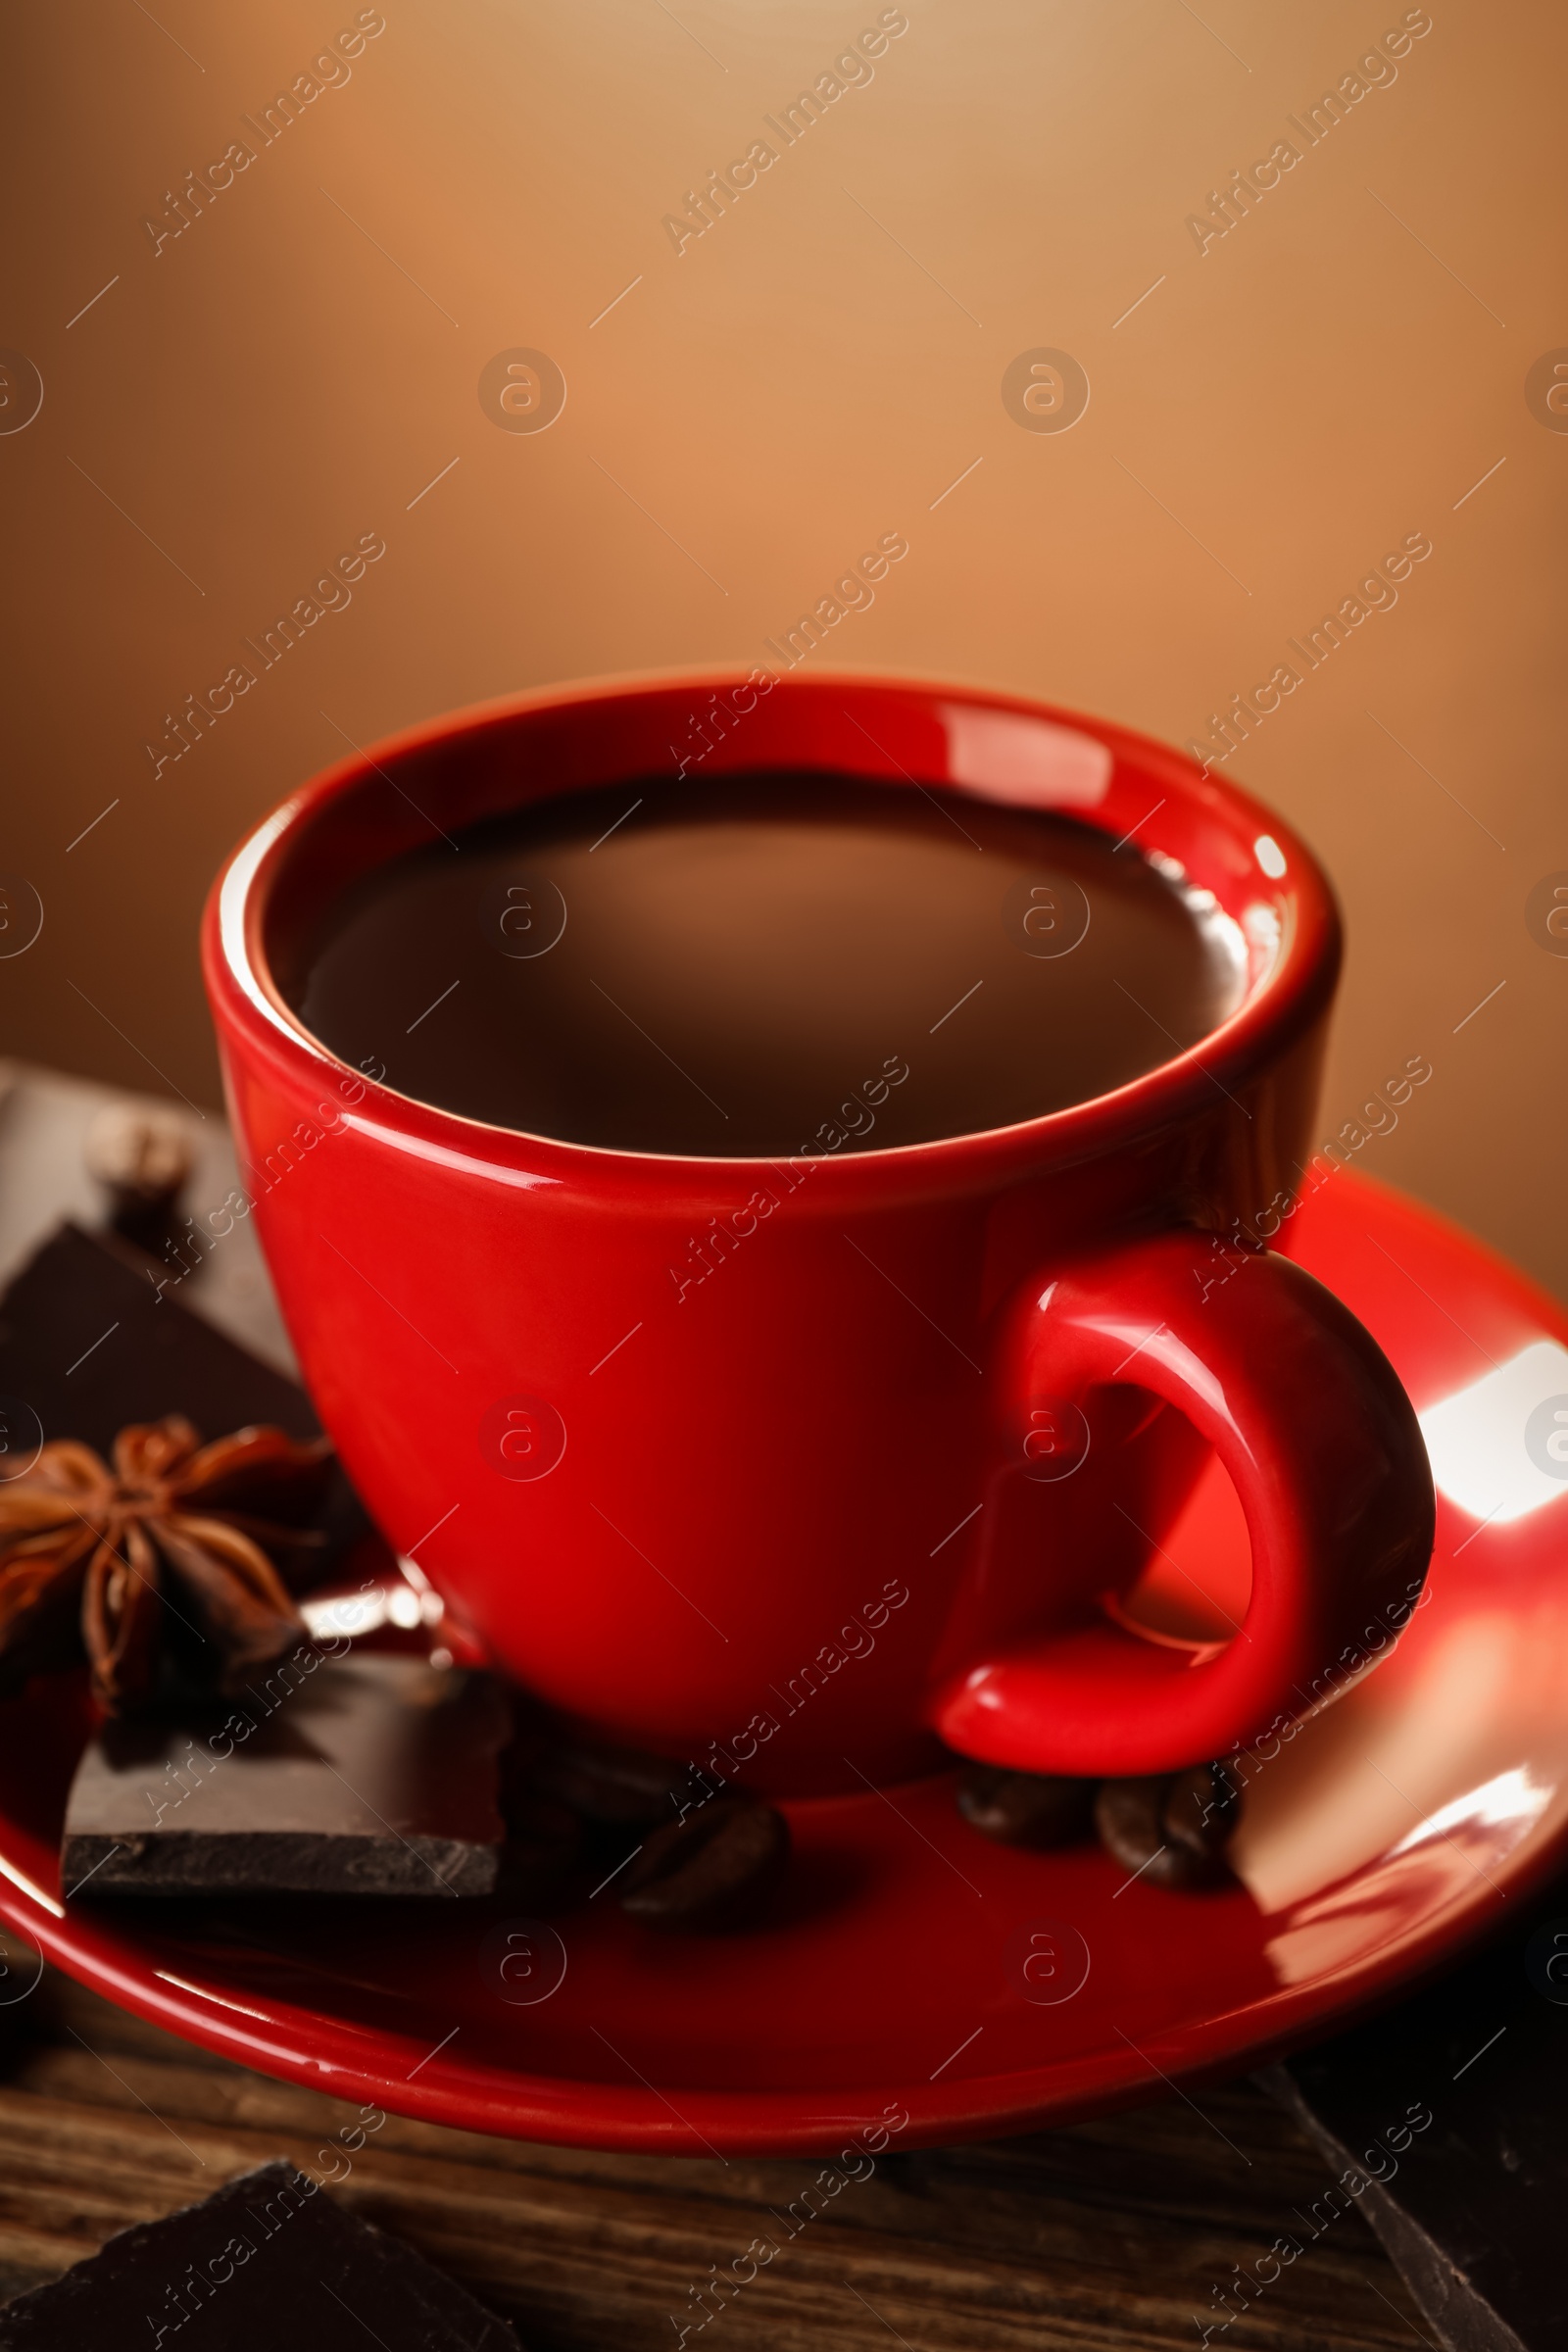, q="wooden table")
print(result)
[0,1958,1428,2350]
